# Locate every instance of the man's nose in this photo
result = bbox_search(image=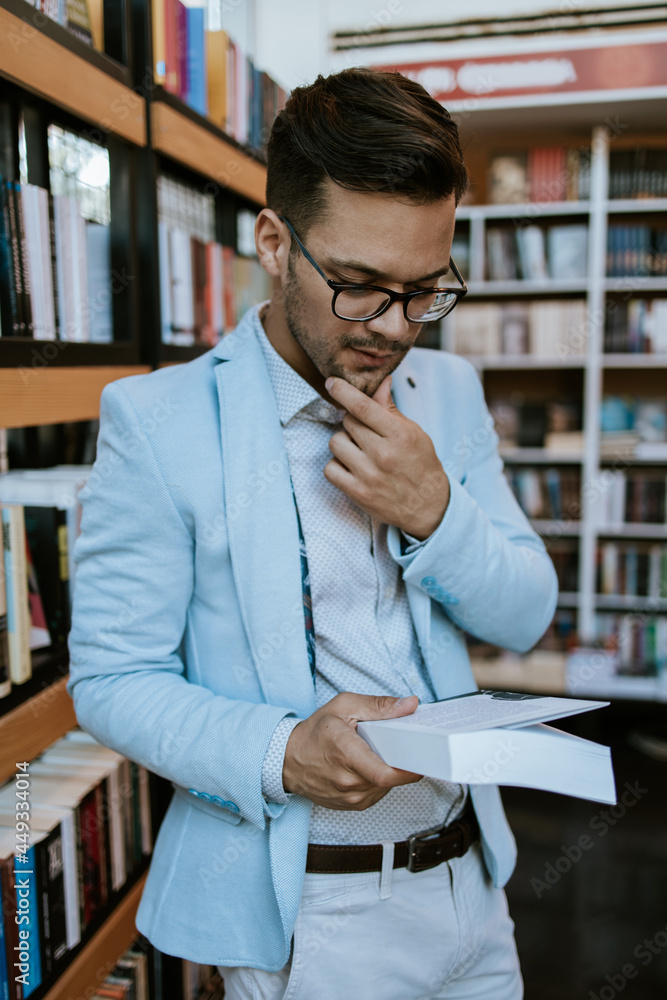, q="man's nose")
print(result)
[364,299,414,343]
